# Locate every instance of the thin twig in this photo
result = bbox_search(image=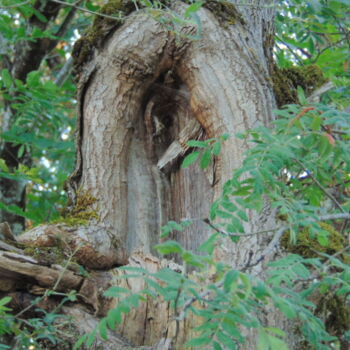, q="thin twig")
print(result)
[248,213,350,271]
[0,0,31,8]
[54,0,84,38]
[311,37,348,63]
[275,40,304,65]
[48,0,128,20]
[176,283,221,321]
[177,213,350,320]
[308,81,334,103]
[55,56,73,87]
[203,218,279,238]
[14,243,82,318]
[52,243,82,291]
[294,158,346,213]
